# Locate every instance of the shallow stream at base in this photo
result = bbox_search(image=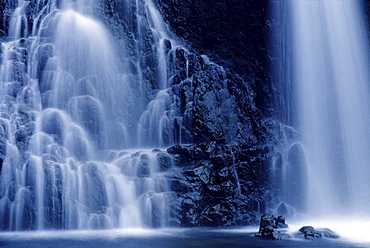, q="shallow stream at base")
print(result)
[0,226,367,248]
